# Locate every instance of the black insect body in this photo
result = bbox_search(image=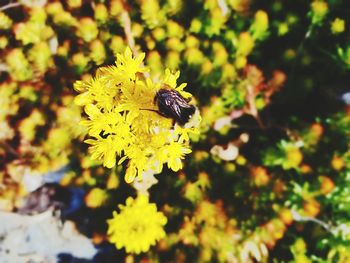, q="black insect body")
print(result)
[155,88,196,125]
